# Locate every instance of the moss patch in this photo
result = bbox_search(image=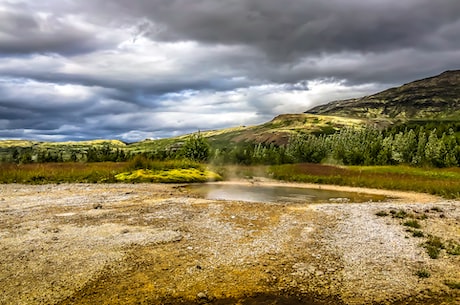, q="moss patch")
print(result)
[115,168,222,183]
